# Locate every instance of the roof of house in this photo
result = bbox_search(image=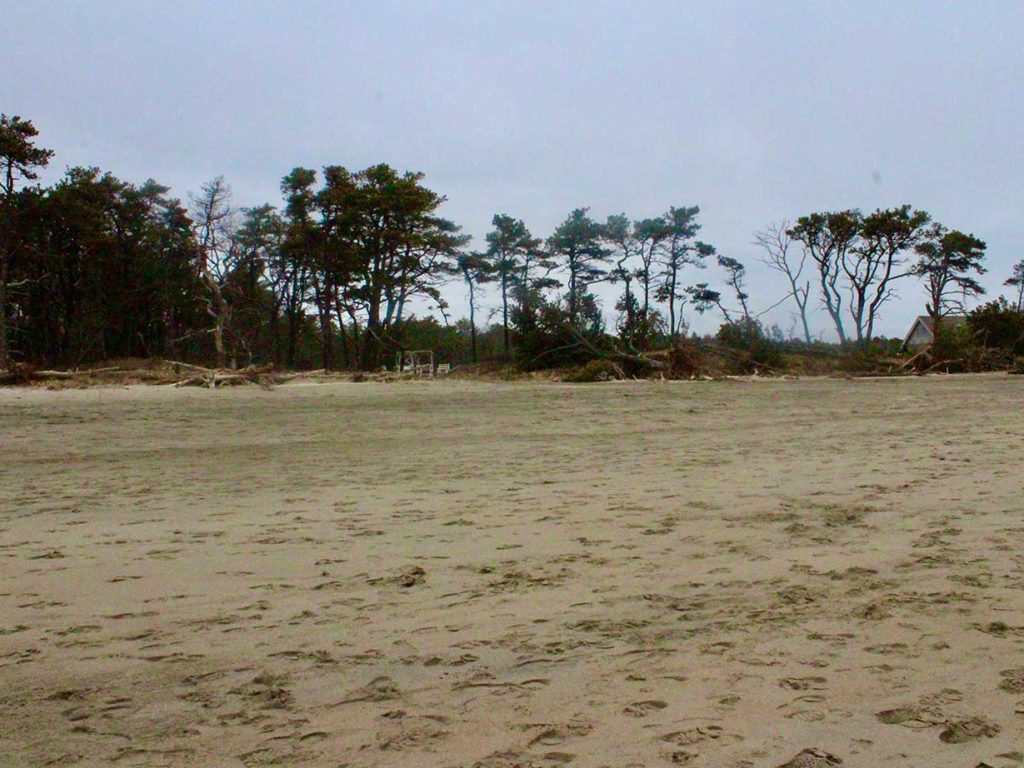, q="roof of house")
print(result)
[902,314,967,347]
